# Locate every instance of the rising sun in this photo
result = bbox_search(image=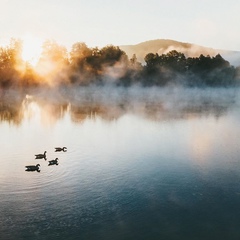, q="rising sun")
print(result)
[21,34,43,66]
